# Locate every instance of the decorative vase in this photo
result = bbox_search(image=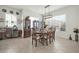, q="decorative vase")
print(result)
[69,34,72,40]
